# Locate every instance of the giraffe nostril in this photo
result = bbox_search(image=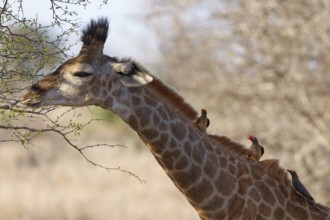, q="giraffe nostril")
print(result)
[31,84,38,91]
[31,83,44,93]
